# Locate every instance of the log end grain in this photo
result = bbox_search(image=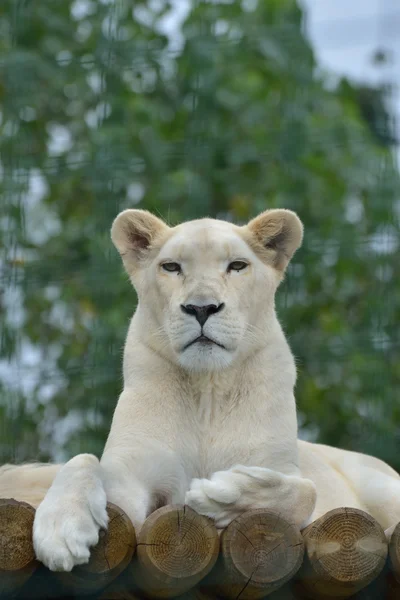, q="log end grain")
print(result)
[299,507,388,599]
[133,504,220,598]
[0,498,38,596]
[207,508,304,600]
